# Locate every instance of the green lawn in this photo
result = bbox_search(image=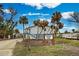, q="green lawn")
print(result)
[56,38,79,47]
[13,38,79,56]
